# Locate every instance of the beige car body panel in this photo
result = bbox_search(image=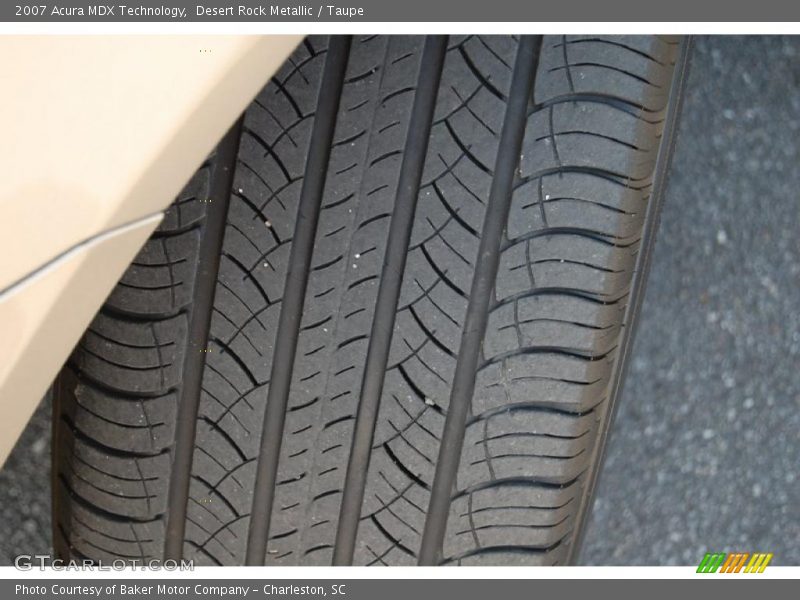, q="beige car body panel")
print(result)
[0,35,301,465]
